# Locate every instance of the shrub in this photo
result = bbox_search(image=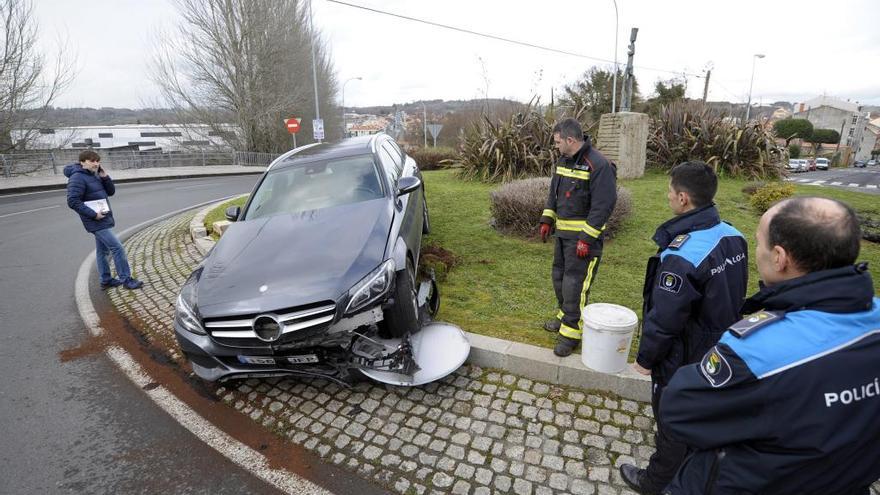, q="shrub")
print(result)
[788,143,801,159]
[748,182,795,213]
[451,98,593,183]
[409,146,457,171]
[647,100,785,179]
[741,181,767,197]
[489,177,633,239]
